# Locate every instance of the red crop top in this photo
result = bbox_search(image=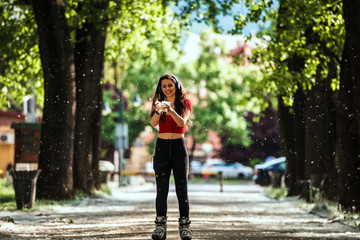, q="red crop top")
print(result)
[158,99,191,134]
